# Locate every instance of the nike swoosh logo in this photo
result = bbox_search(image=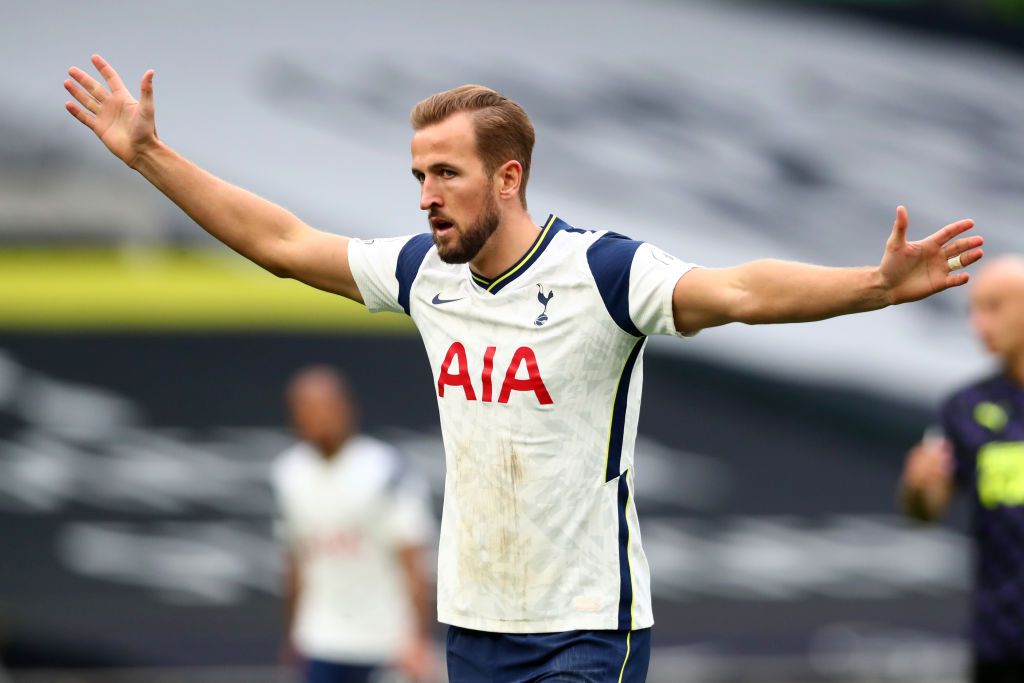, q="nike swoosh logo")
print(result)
[431,294,464,305]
